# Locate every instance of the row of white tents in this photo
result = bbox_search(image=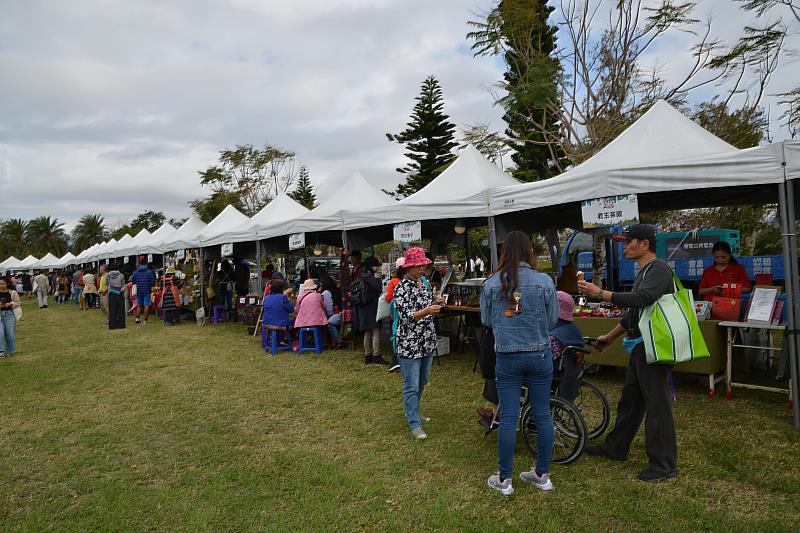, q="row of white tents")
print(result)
[2,101,798,273]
